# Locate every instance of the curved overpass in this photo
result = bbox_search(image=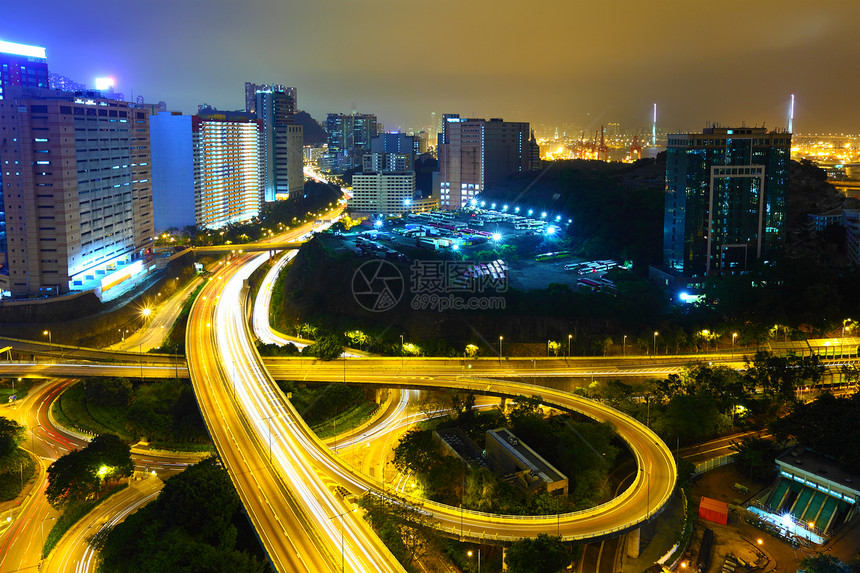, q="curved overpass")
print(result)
[187,251,677,562]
